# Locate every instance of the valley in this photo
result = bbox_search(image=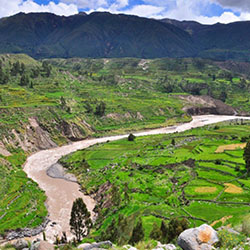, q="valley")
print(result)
[0,53,249,249]
[20,115,250,243]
